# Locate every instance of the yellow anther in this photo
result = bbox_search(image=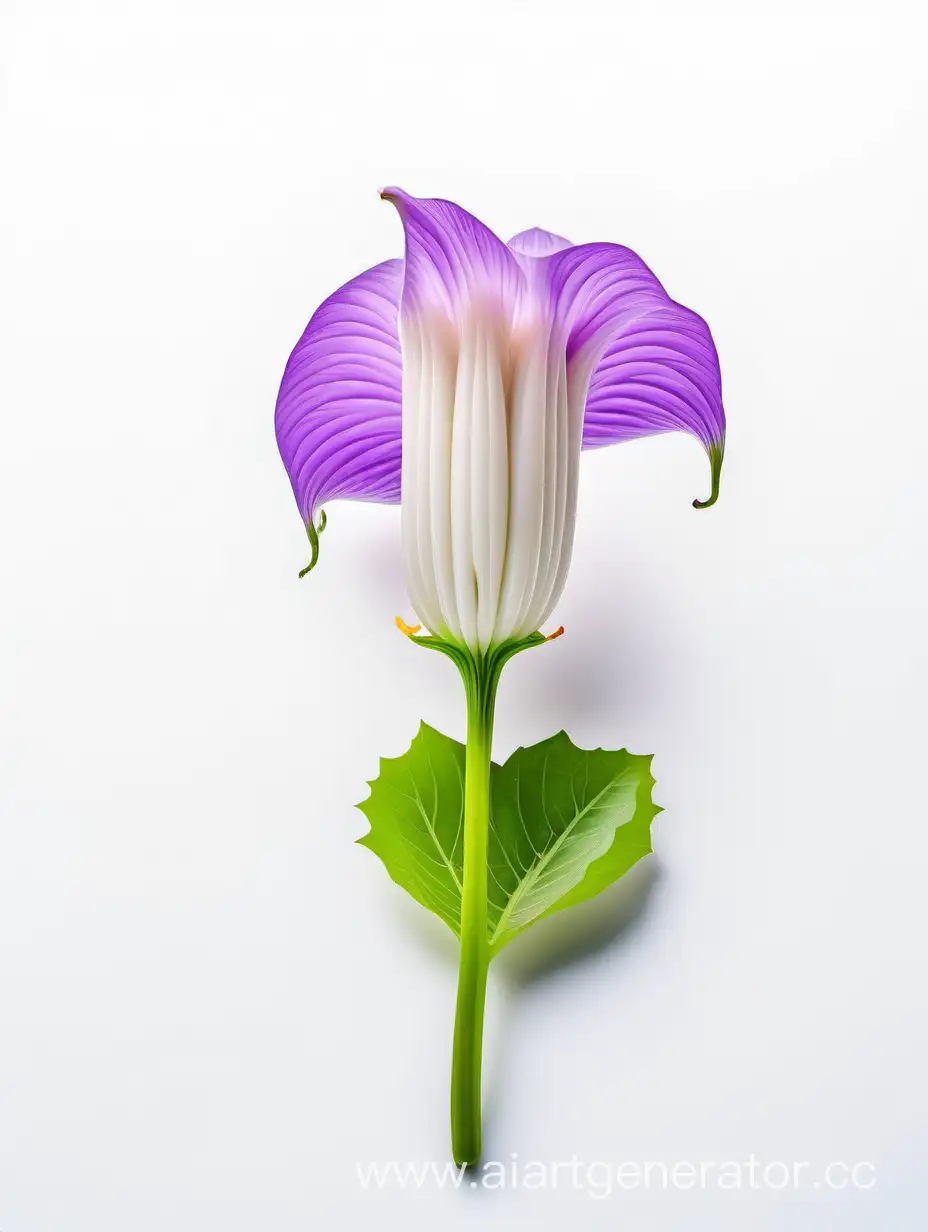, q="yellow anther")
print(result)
[395,616,422,637]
